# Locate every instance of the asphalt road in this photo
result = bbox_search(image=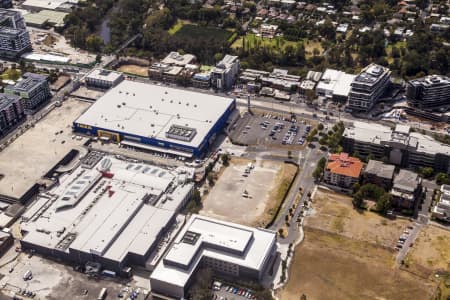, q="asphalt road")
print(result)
[269,144,324,244]
[395,222,421,265]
